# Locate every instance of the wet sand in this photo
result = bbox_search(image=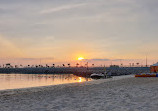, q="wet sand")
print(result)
[0,75,158,111]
